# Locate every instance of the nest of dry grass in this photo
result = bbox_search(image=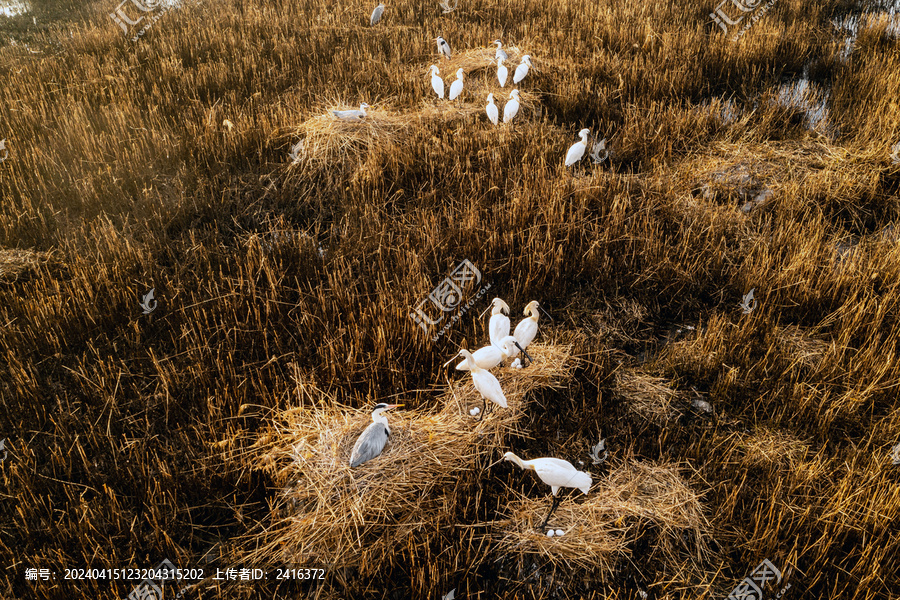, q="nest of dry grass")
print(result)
[233,343,575,579]
[616,371,686,425]
[489,459,713,574]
